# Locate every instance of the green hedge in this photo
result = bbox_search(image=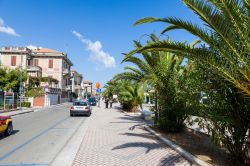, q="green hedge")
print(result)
[21,102,31,108]
[26,87,44,97]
